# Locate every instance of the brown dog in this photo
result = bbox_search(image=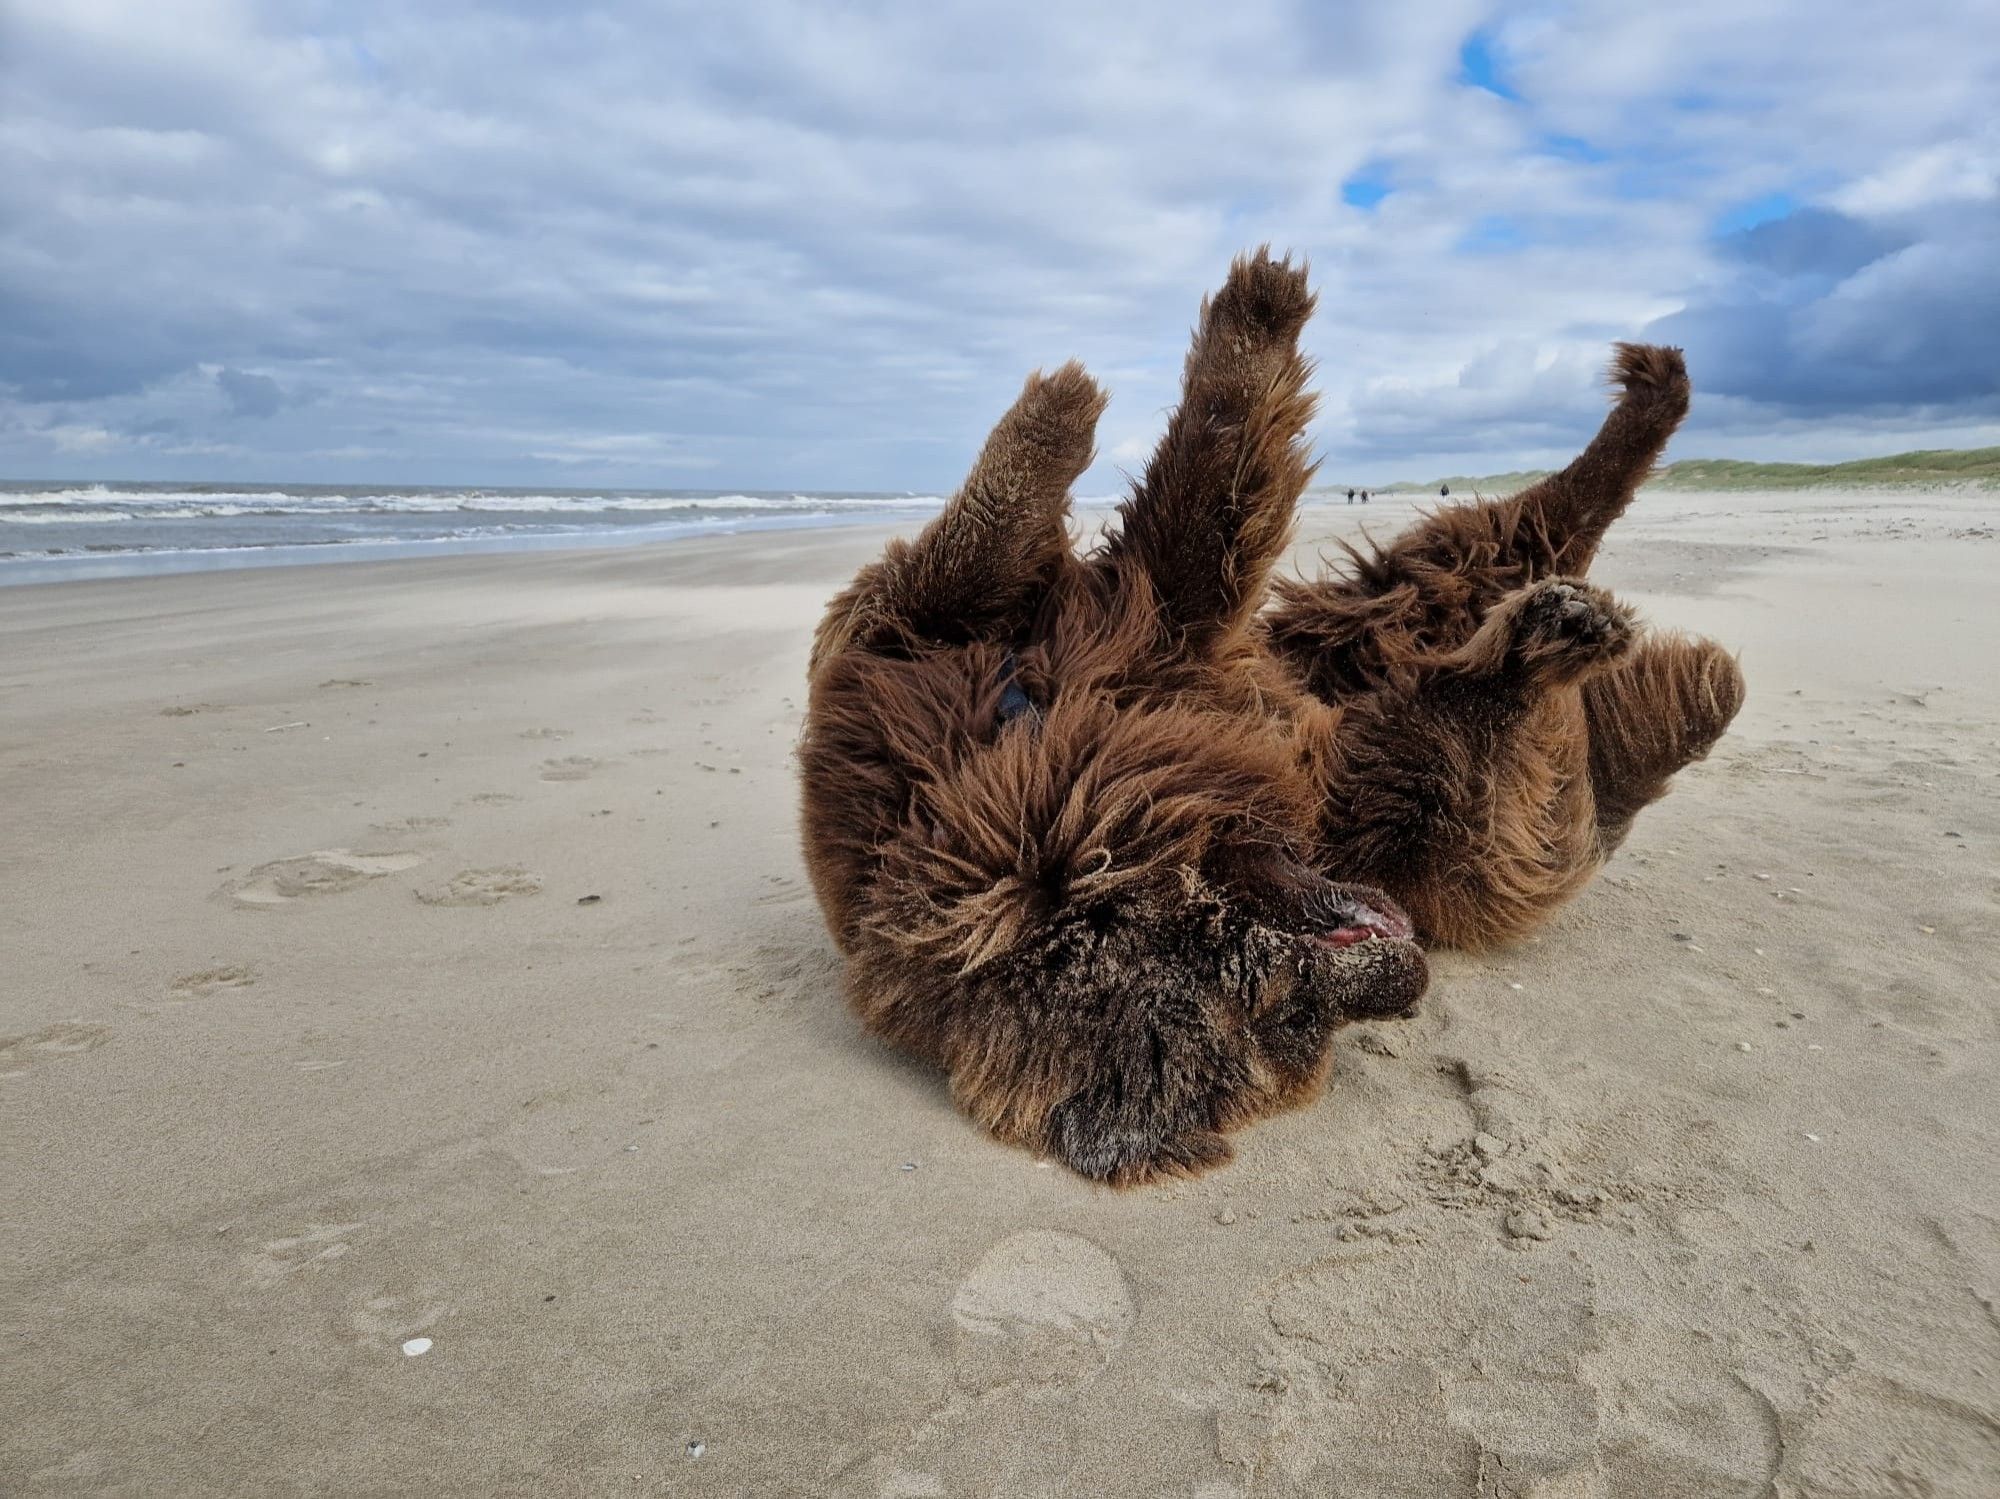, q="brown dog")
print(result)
[800,250,1741,1184]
